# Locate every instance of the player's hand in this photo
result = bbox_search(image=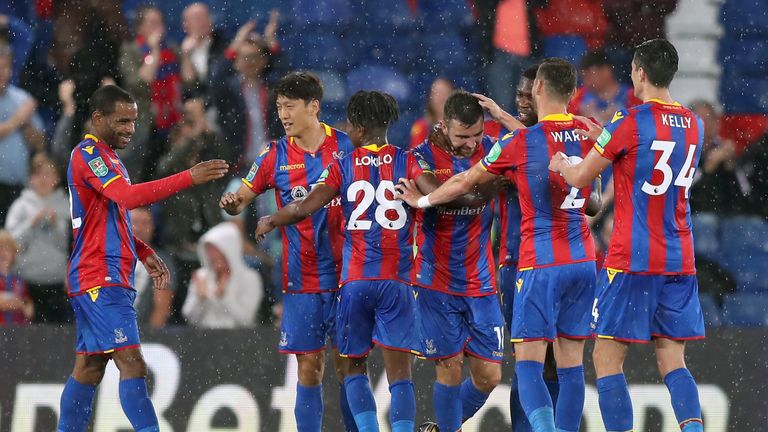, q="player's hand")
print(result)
[142,254,170,291]
[572,115,603,141]
[255,216,275,243]
[190,159,229,185]
[394,178,424,208]
[548,151,570,174]
[472,93,503,120]
[219,191,244,215]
